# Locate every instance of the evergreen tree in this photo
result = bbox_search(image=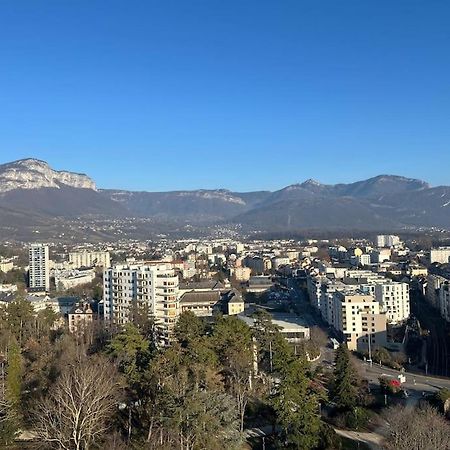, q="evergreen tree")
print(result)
[252,308,282,371]
[0,341,22,445]
[6,340,22,409]
[174,310,205,347]
[272,356,321,449]
[331,344,360,410]
[107,323,151,385]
